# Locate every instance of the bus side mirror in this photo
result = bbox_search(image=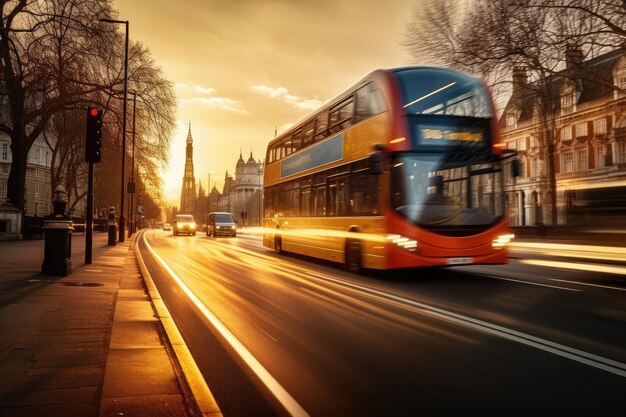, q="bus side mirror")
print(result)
[511,159,520,177]
[370,145,384,175]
